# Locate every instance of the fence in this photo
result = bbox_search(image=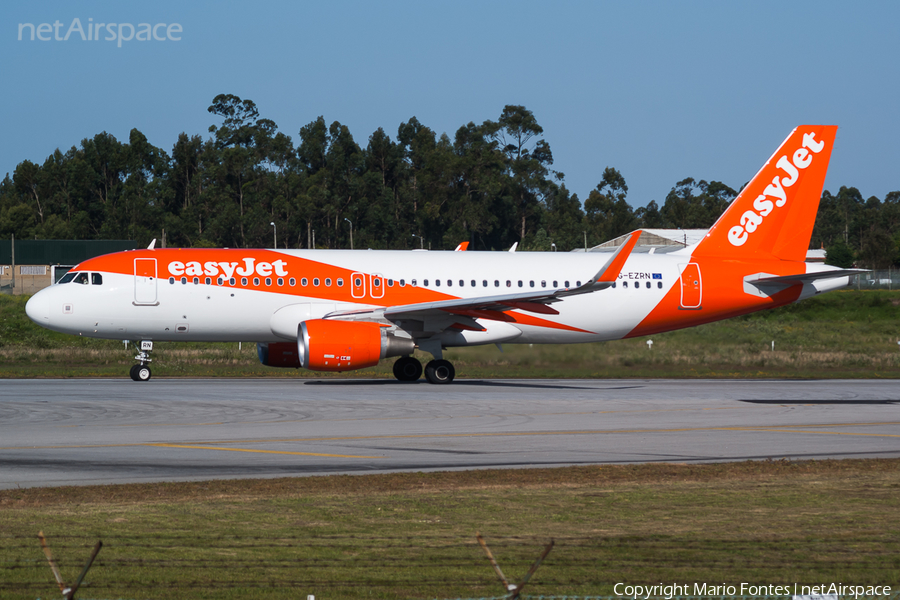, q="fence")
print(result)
[3,532,897,600]
[857,268,899,289]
